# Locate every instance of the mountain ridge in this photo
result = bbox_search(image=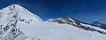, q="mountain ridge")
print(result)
[47,17,106,34]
